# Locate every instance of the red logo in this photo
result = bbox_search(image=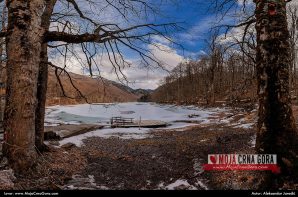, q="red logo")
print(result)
[210,155,217,164]
[203,154,280,174]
